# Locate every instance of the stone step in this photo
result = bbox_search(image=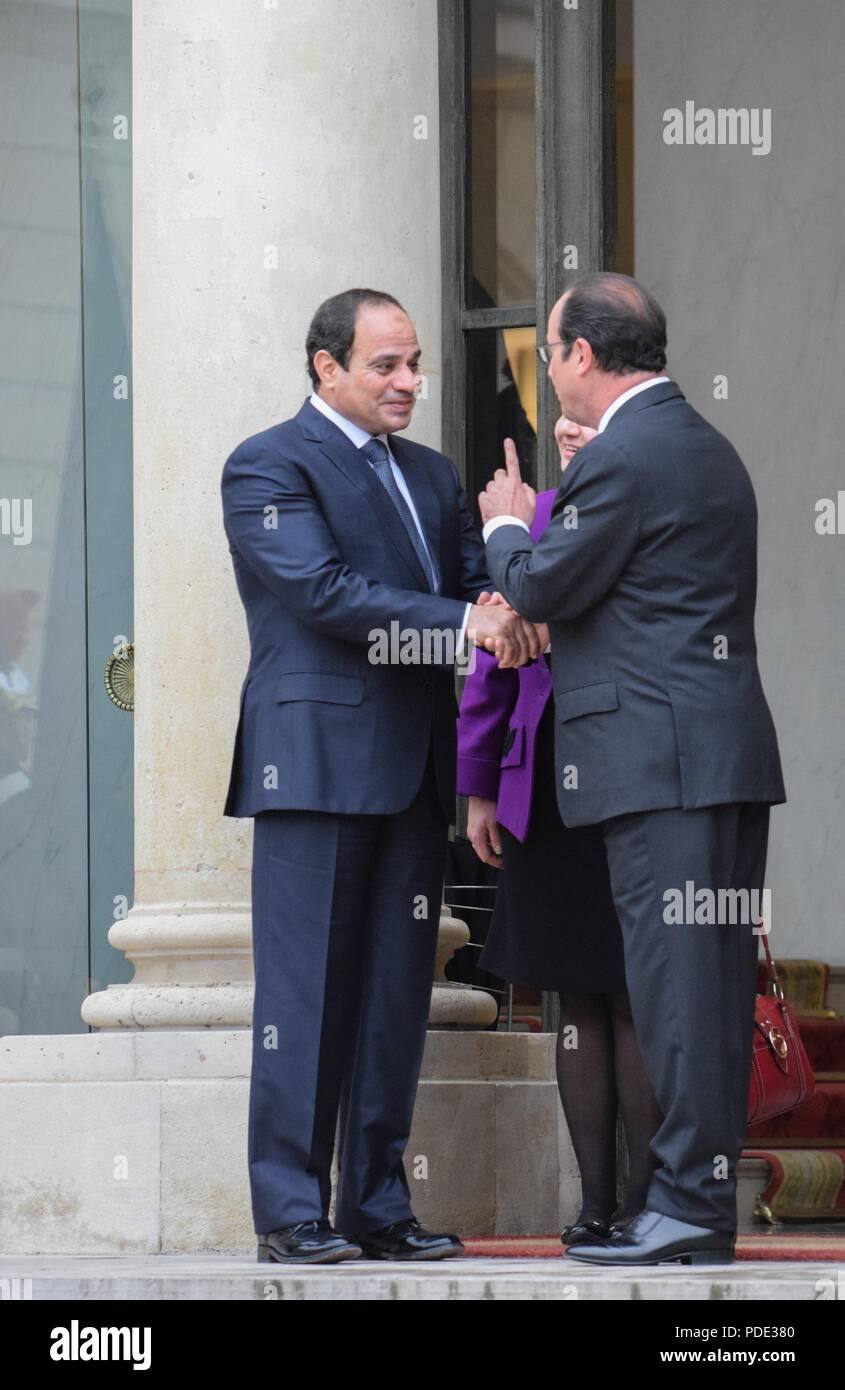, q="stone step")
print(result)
[0,1253,839,1301]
